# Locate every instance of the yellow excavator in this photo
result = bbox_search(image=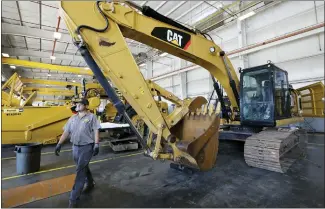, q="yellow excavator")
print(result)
[60,1,324,173]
